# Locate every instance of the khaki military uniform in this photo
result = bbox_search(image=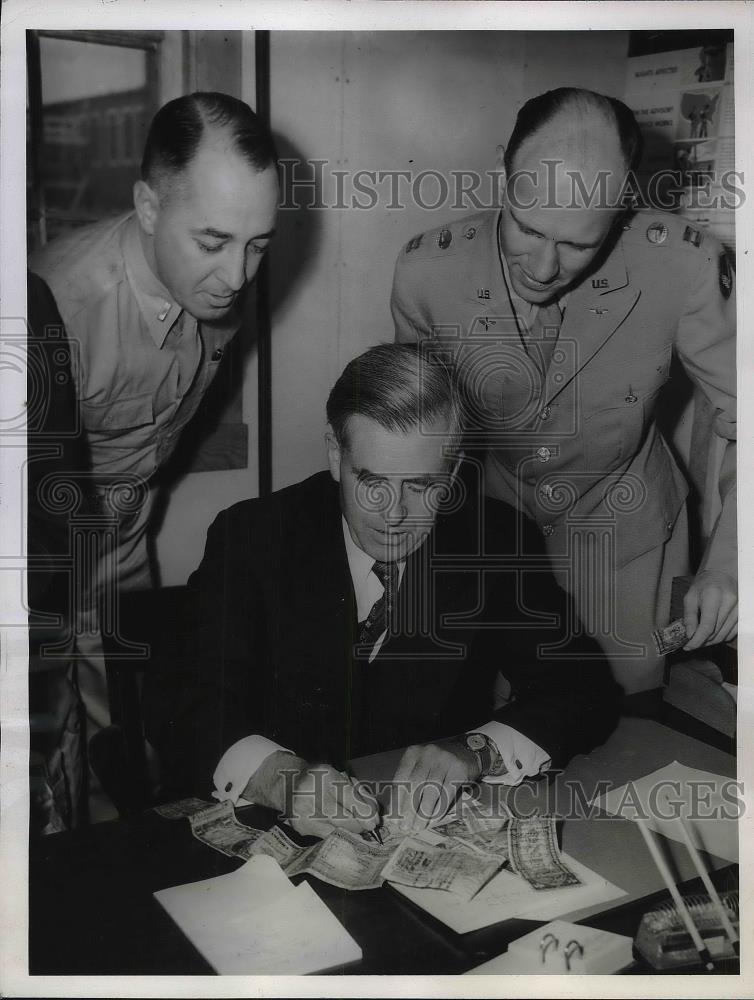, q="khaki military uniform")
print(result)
[391,209,736,693]
[30,214,240,730]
